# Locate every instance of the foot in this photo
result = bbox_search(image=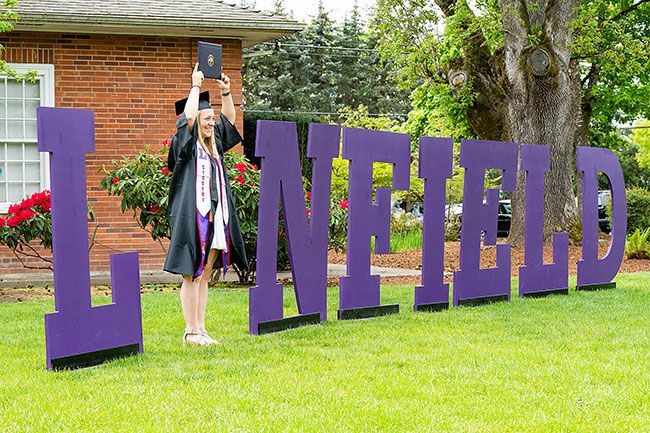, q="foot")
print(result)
[183,329,210,346]
[199,328,220,346]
